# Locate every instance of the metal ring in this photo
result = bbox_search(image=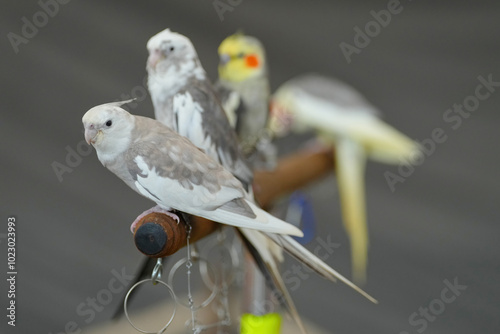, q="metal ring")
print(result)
[151,258,163,284]
[168,257,218,310]
[200,238,240,288]
[123,278,177,334]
